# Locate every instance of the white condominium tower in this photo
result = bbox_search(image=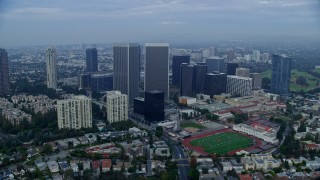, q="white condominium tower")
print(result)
[57,95,92,129]
[106,91,128,123]
[46,47,57,89]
